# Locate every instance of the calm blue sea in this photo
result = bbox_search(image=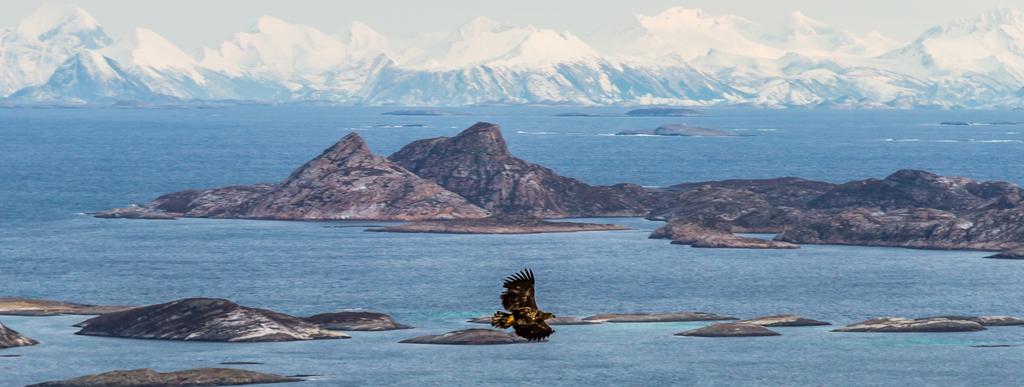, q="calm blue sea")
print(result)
[2,106,1024,386]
